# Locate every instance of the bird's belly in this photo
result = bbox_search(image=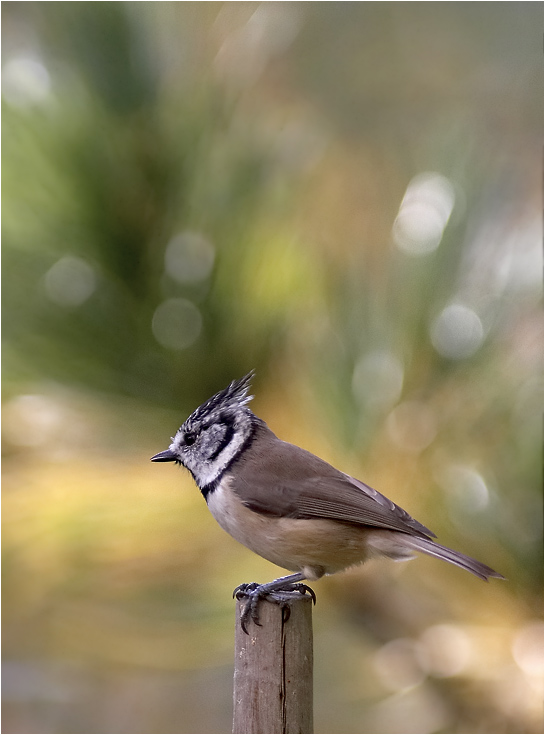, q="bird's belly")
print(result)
[206,480,371,579]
